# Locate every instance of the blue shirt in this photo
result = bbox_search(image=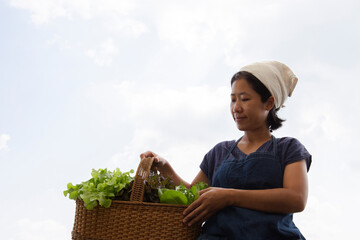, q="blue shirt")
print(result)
[200,137,312,186]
